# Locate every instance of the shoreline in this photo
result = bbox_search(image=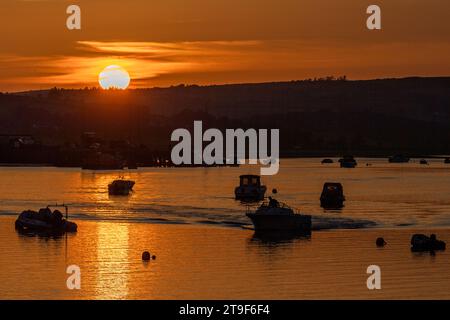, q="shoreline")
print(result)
[1,154,450,168]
